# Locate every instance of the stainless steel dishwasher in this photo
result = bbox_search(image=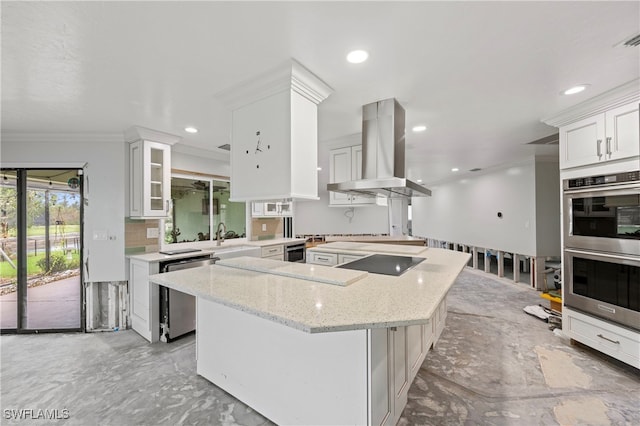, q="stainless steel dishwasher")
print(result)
[158,254,216,342]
